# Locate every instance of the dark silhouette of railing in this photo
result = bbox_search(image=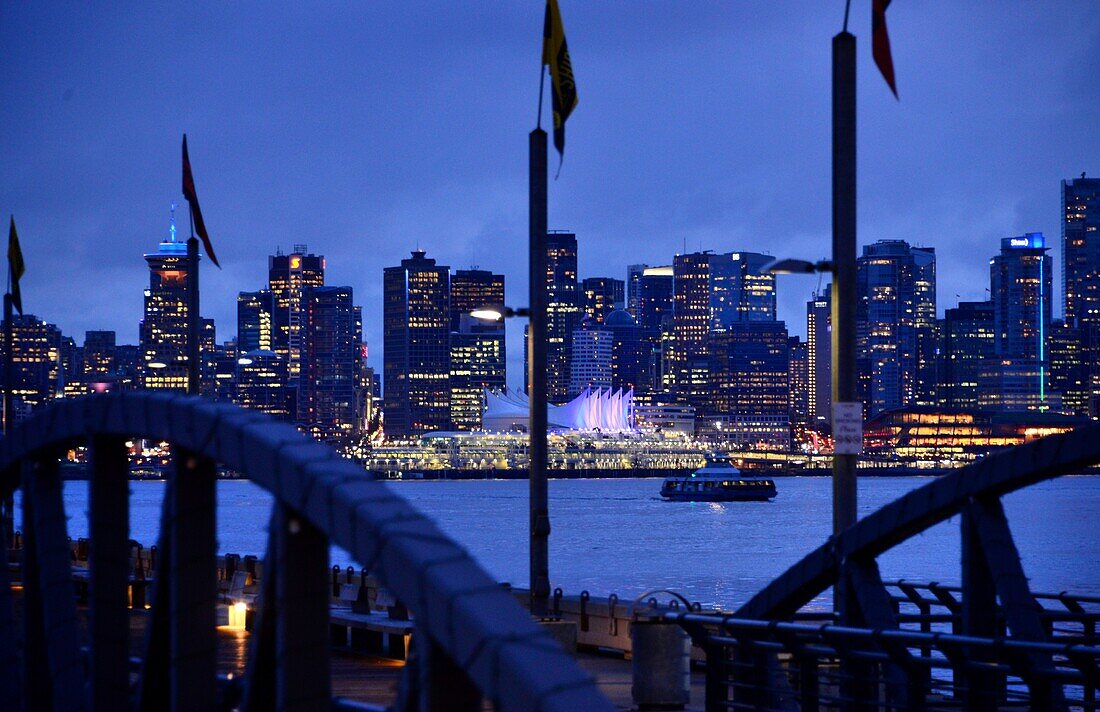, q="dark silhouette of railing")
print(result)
[669,422,1100,711]
[0,392,613,711]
